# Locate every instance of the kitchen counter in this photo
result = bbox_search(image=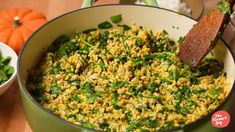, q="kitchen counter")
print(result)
[0,0,234,132]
